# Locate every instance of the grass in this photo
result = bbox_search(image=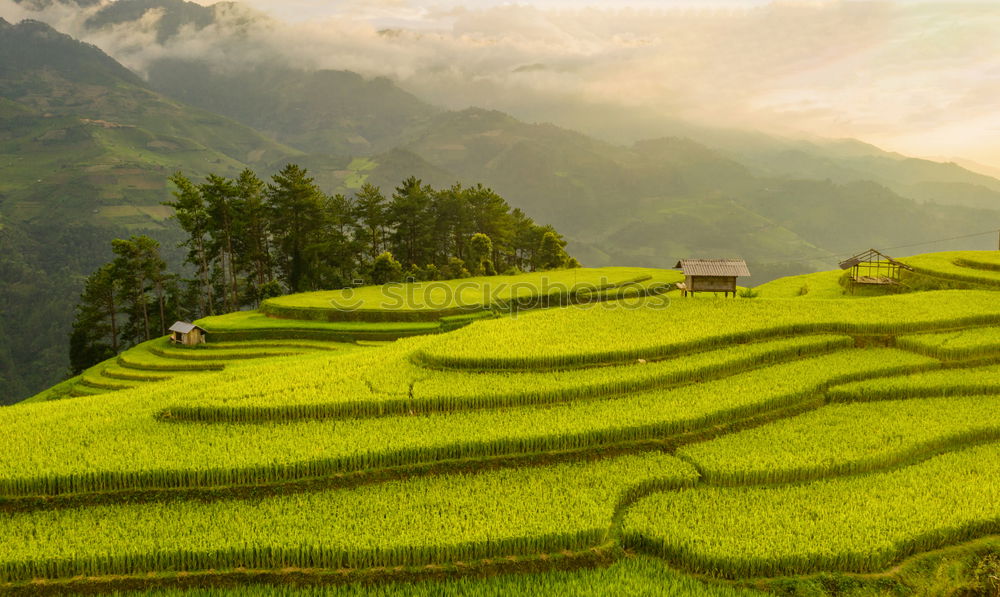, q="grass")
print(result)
[196,311,443,341]
[754,269,851,299]
[622,443,1000,578]
[0,453,696,582]
[41,557,768,596]
[57,338,360,399]
[259,267,680,322]
[198,312,442,332]
[0,349,934,497]
[679,394,1000,485]
[162,335,854,423]
[10,252,1000,592]
[902,251,1000,288]
[897,326,1000,360]
[826,364,1000,402]
[414,290,1000,370]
